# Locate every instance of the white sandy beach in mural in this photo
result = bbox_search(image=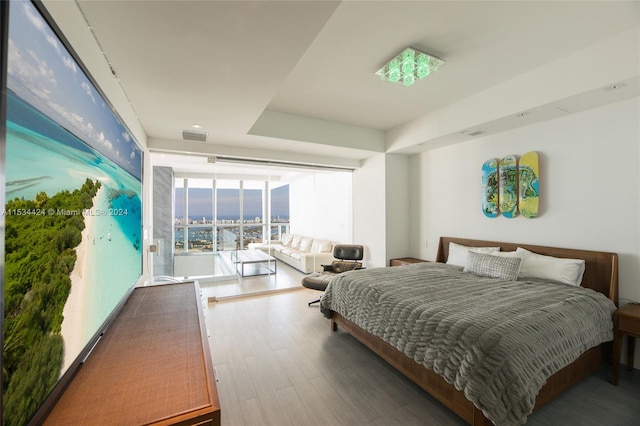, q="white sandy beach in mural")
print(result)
[60,188,100,373]
[59,183,143,374]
